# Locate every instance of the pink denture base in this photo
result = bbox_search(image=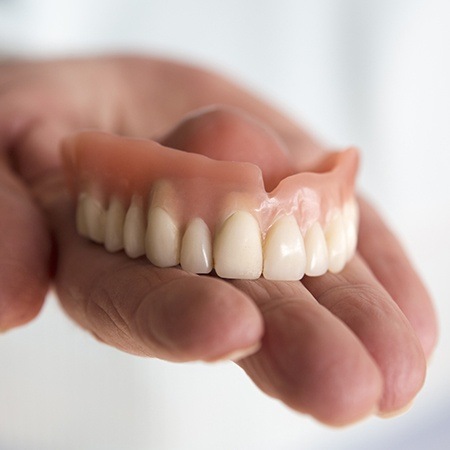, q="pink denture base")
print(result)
[62,131,359,236]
